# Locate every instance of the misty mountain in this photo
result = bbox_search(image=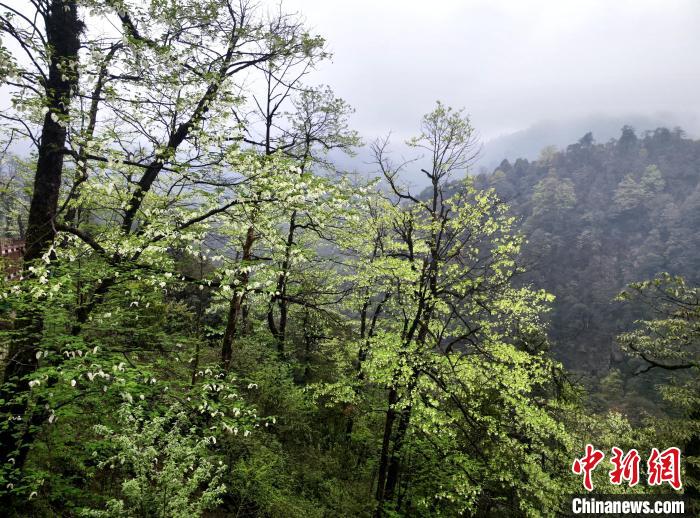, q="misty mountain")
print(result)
[475,126,700,385]
[477,113,700,171]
